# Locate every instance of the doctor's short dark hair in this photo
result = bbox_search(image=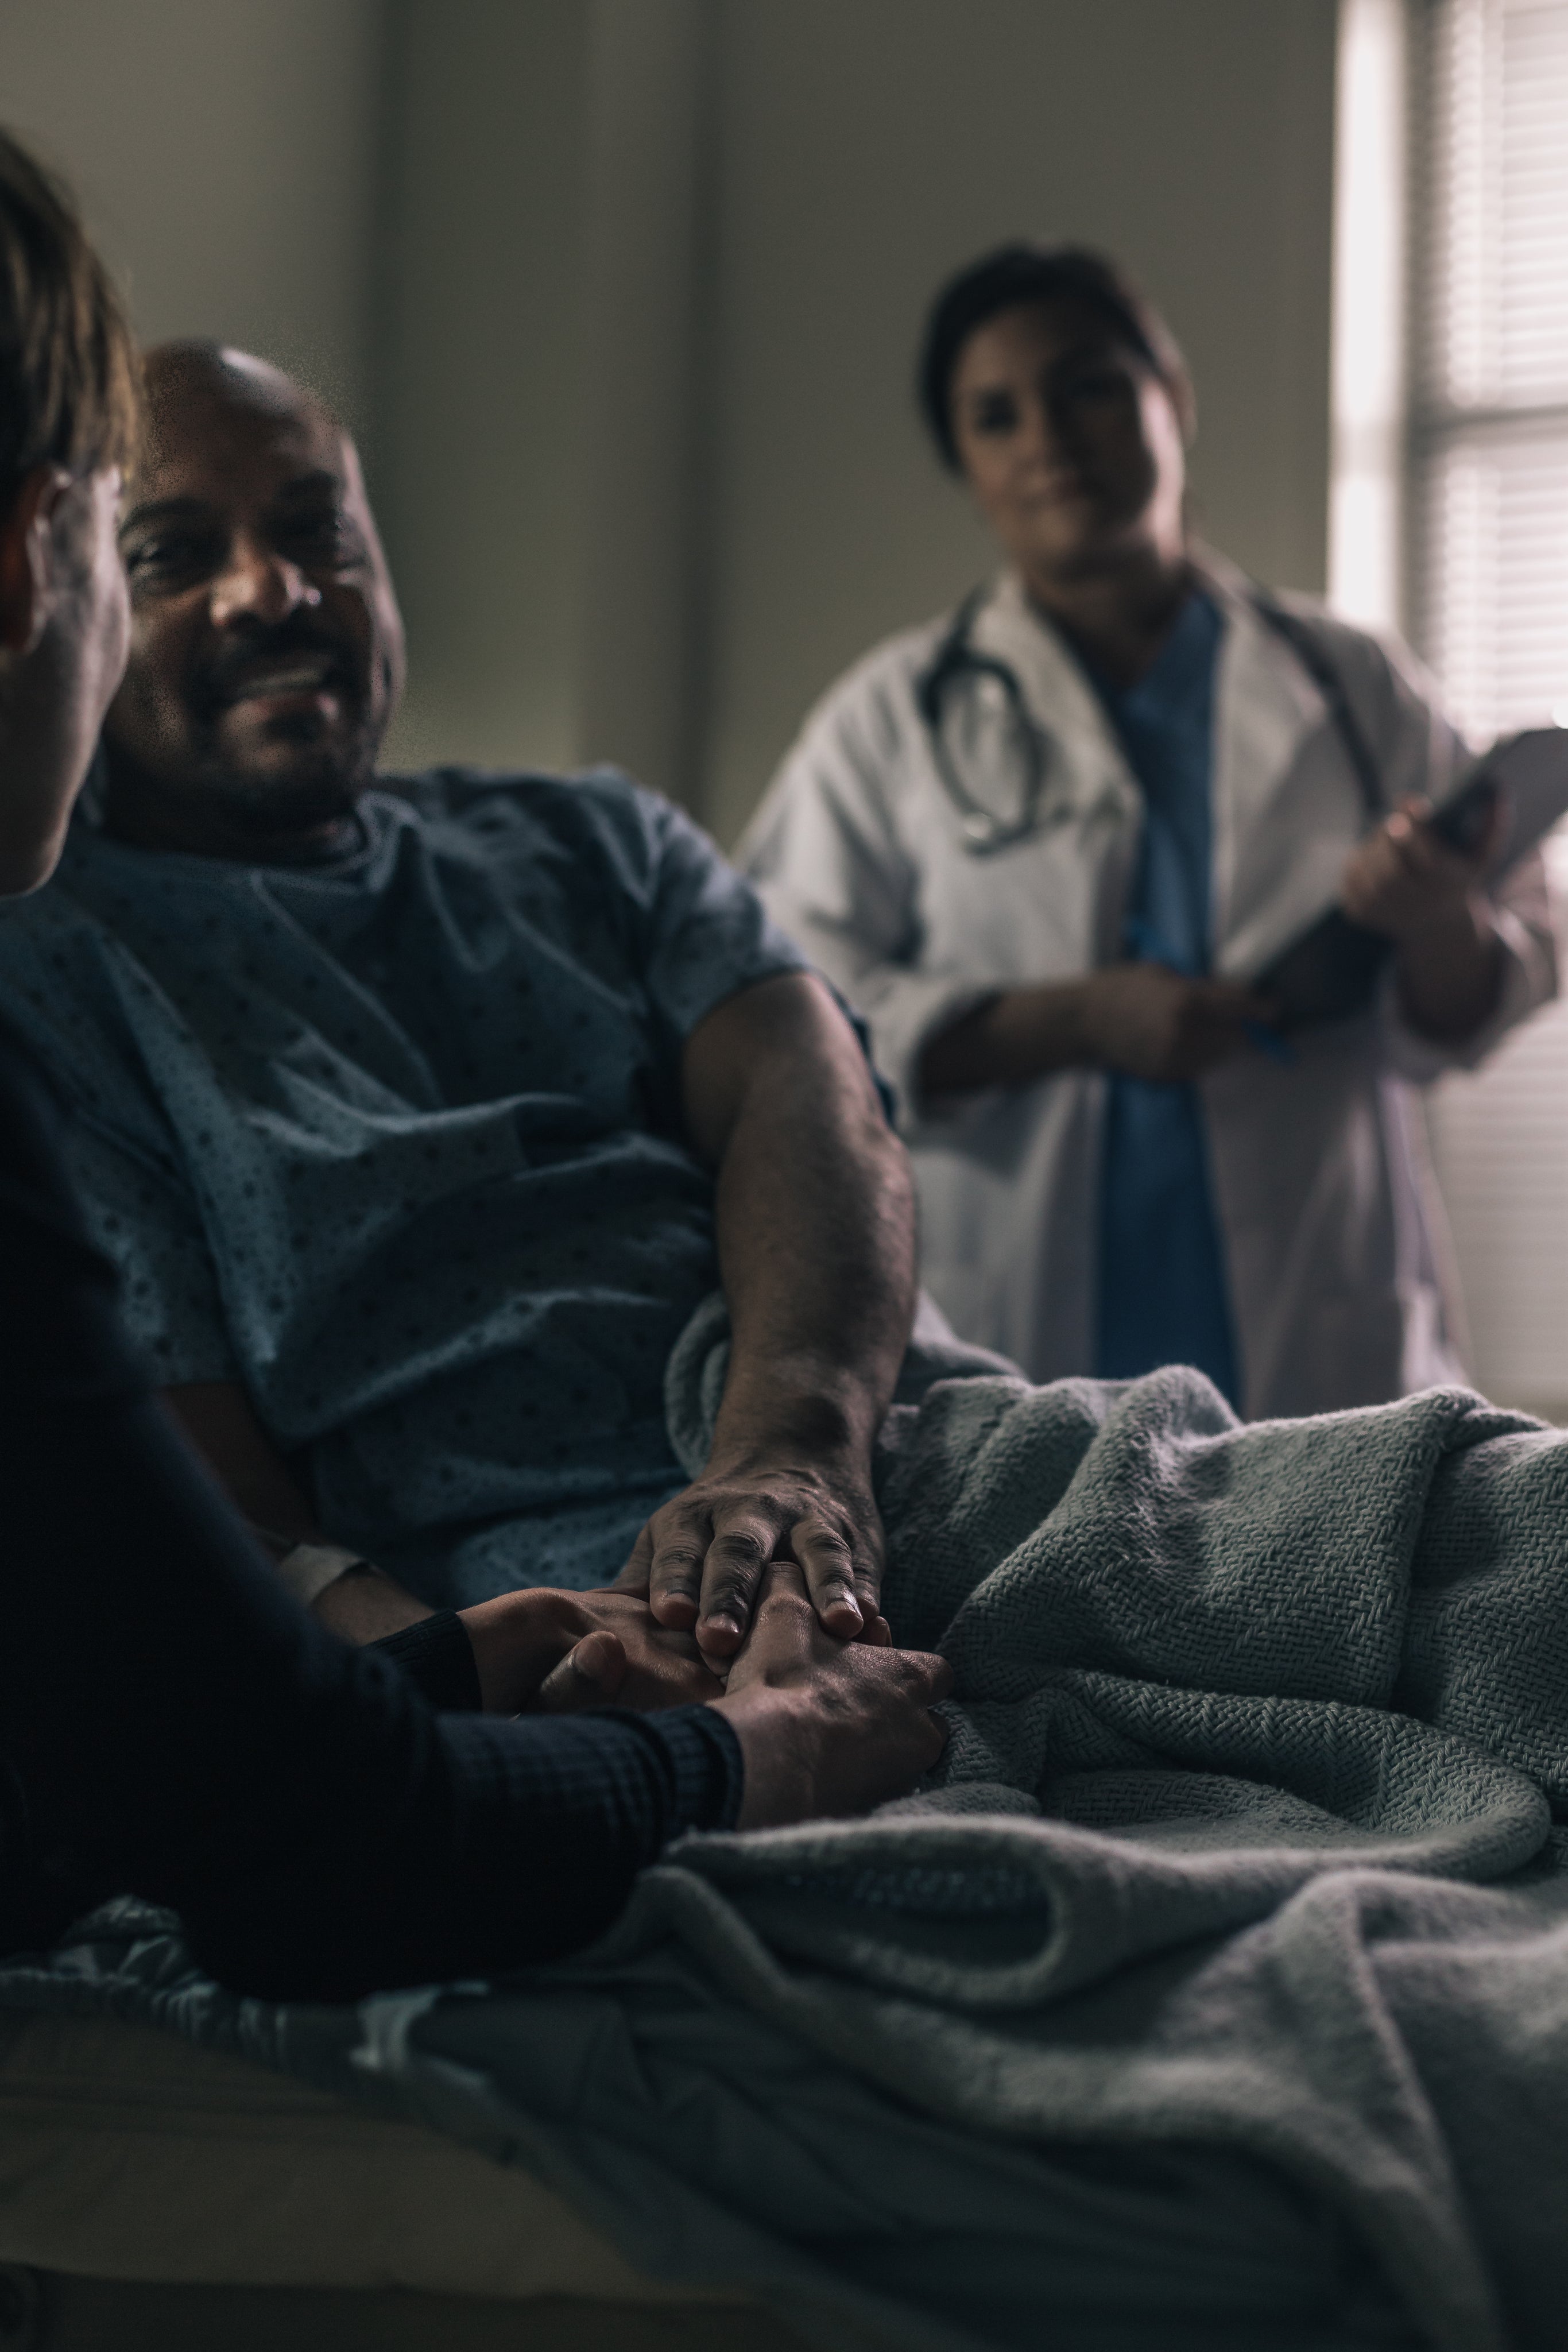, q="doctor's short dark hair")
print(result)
[917,242,1193,472]
[0,126,139,521]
